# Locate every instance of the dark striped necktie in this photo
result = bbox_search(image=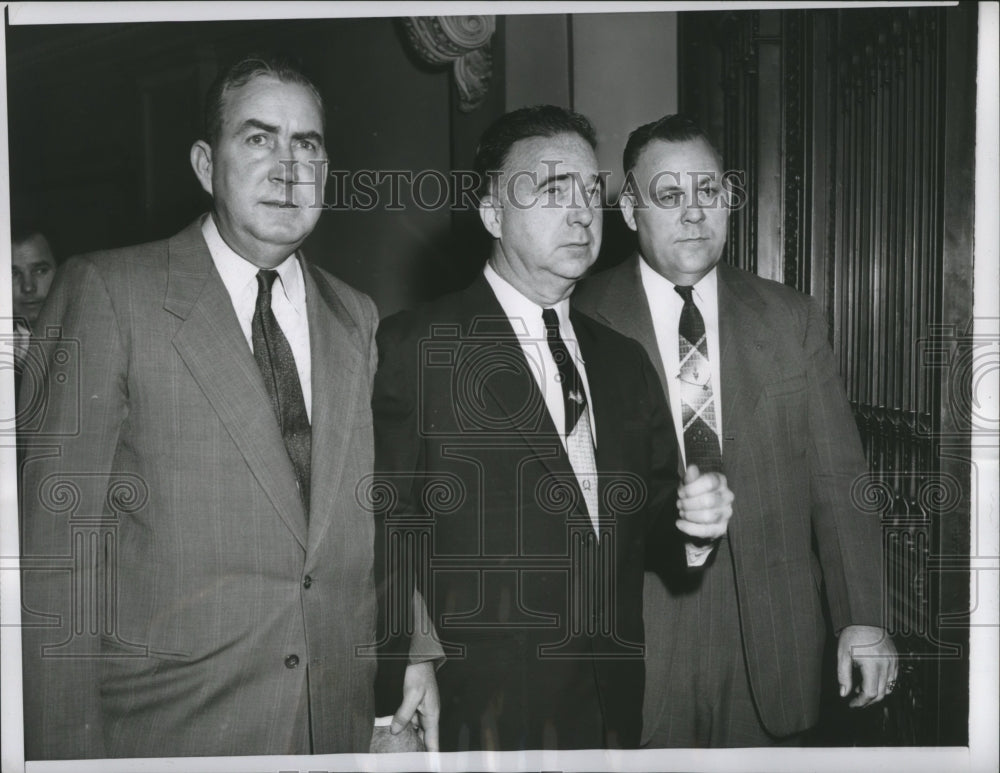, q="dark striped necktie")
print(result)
[252,269,312,516]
